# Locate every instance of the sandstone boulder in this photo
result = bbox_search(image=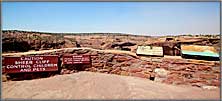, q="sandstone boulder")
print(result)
[154,68,169,78]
